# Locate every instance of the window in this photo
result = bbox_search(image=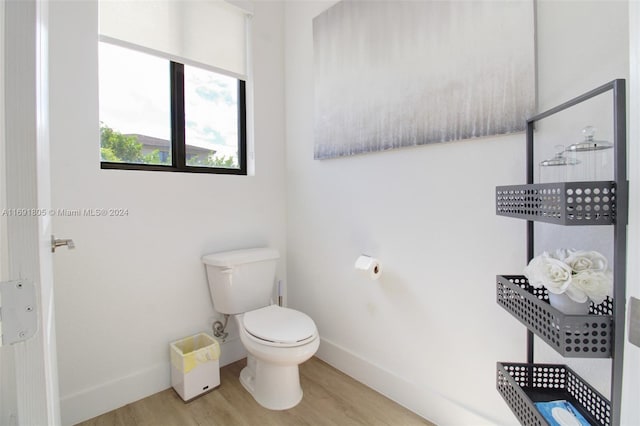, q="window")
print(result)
[99,42,246,174]
[98,0,250,175]
[183,65,242,169]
